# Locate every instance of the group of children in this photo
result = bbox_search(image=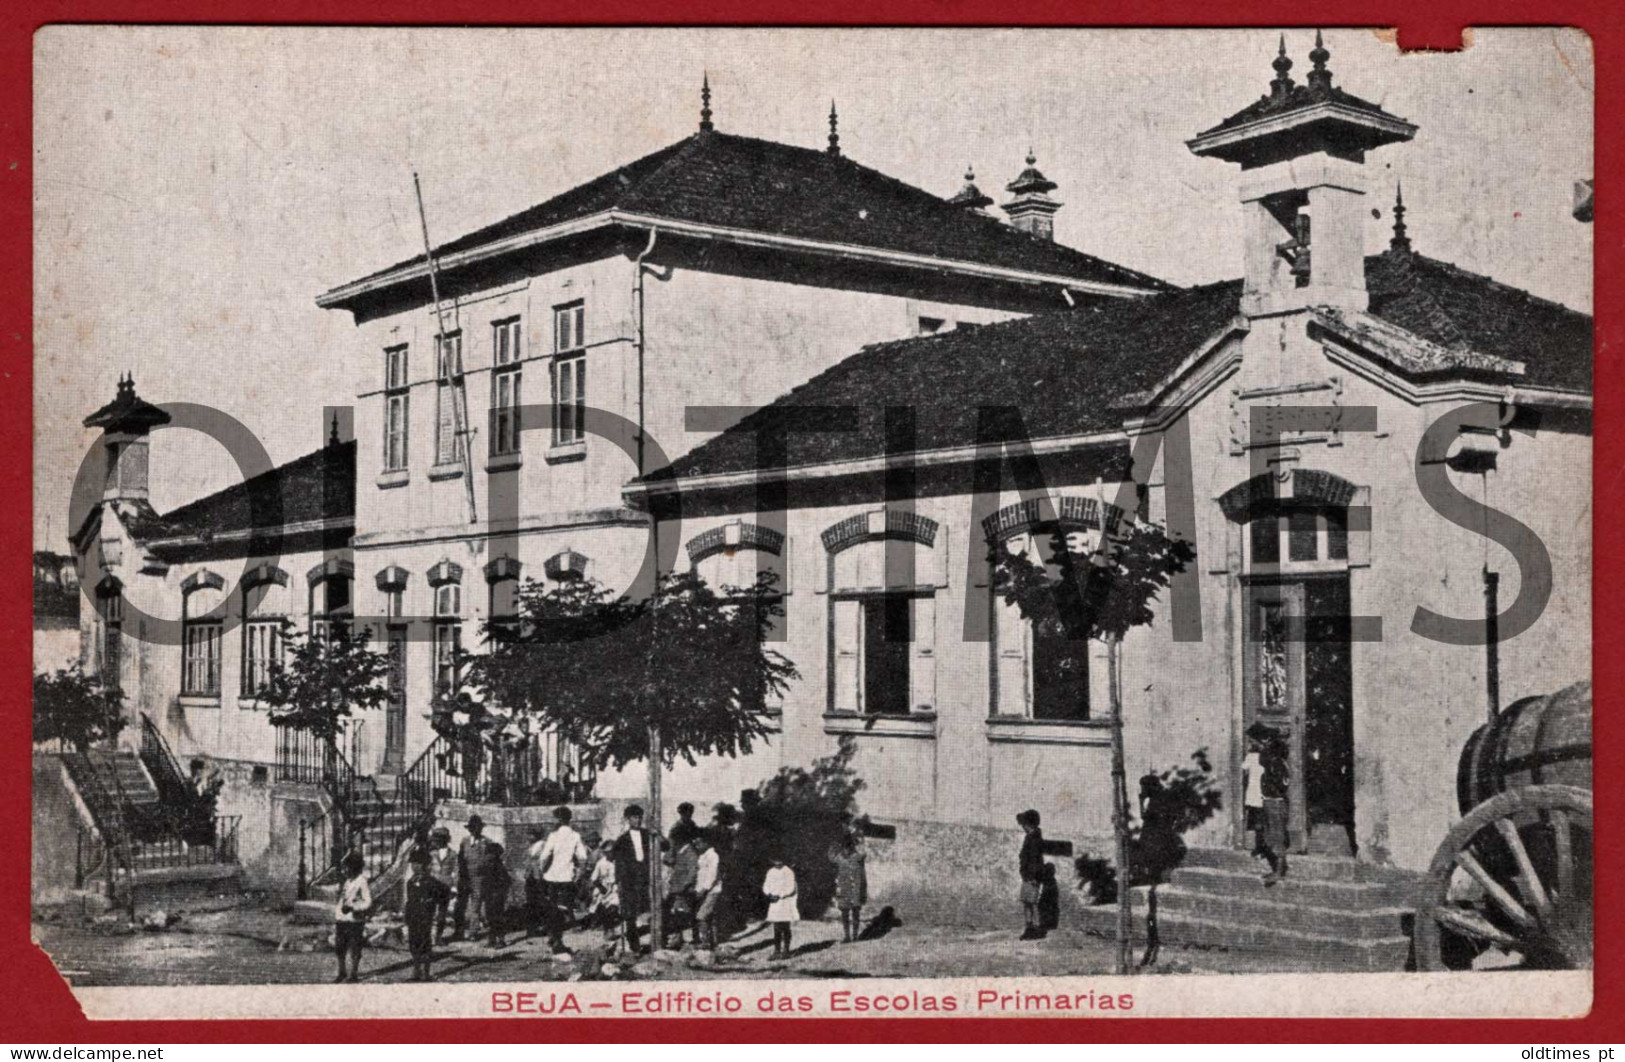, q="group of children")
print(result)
[330,802,876,981]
